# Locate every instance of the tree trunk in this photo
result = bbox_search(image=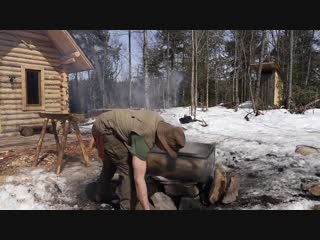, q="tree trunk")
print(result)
[191,30,195,116]
[74,72,81,112]
[143,30,150,110]
[287,30,294,109]
[235,31,239,108]
[162,51,166,109]
[215,64,218,106]
[194,30,198,119]
[166,31,170,108]
[255,30,266,104]
[128,30,132,108]
[205,30,209,111]
[91,47,105,108]
[232,31,238,103]
[305,30,314,86]
[248,31,257,114]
